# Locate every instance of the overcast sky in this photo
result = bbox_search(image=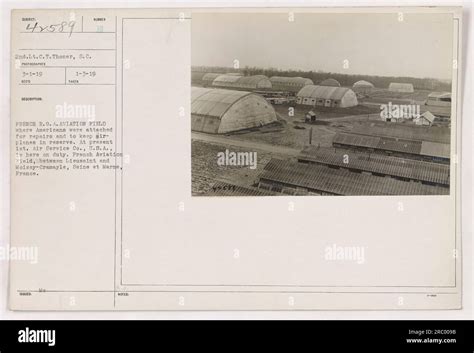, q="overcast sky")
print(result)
[191,12,454,80]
